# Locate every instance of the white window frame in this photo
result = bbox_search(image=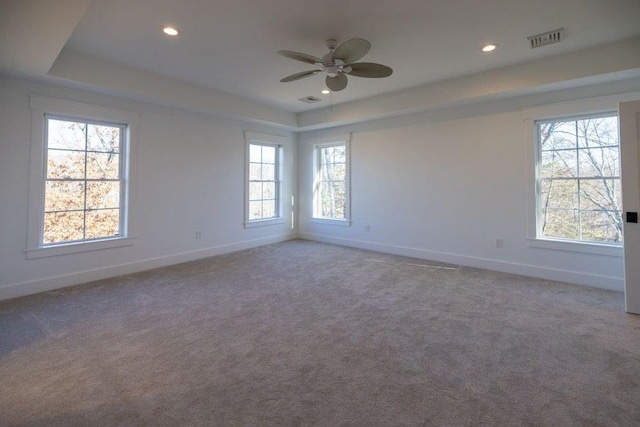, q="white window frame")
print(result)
[522,94,635,257]
[27,96,139,259]
[311,133,351,226]
[244,132,285,228]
